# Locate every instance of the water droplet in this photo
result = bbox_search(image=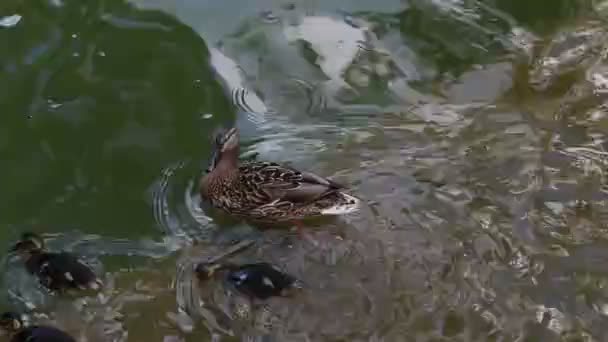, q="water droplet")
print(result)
[0,14,22,28]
